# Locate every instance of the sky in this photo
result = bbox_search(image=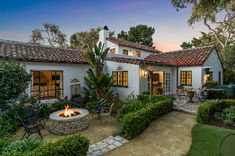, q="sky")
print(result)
[0,0,209,51]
